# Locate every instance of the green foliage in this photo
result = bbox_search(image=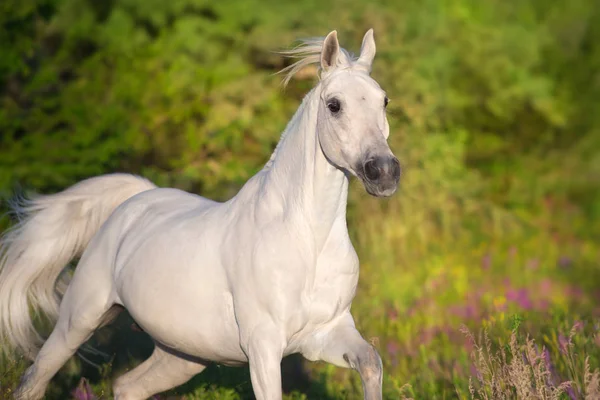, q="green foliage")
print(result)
[0,0,56,80]
[0,354,27,399]
[0,0,599,398]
